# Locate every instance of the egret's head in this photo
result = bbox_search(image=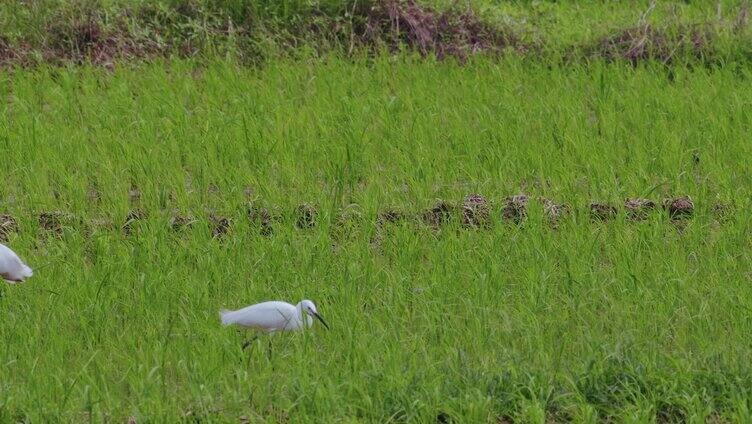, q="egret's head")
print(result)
[299,299,330,330]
